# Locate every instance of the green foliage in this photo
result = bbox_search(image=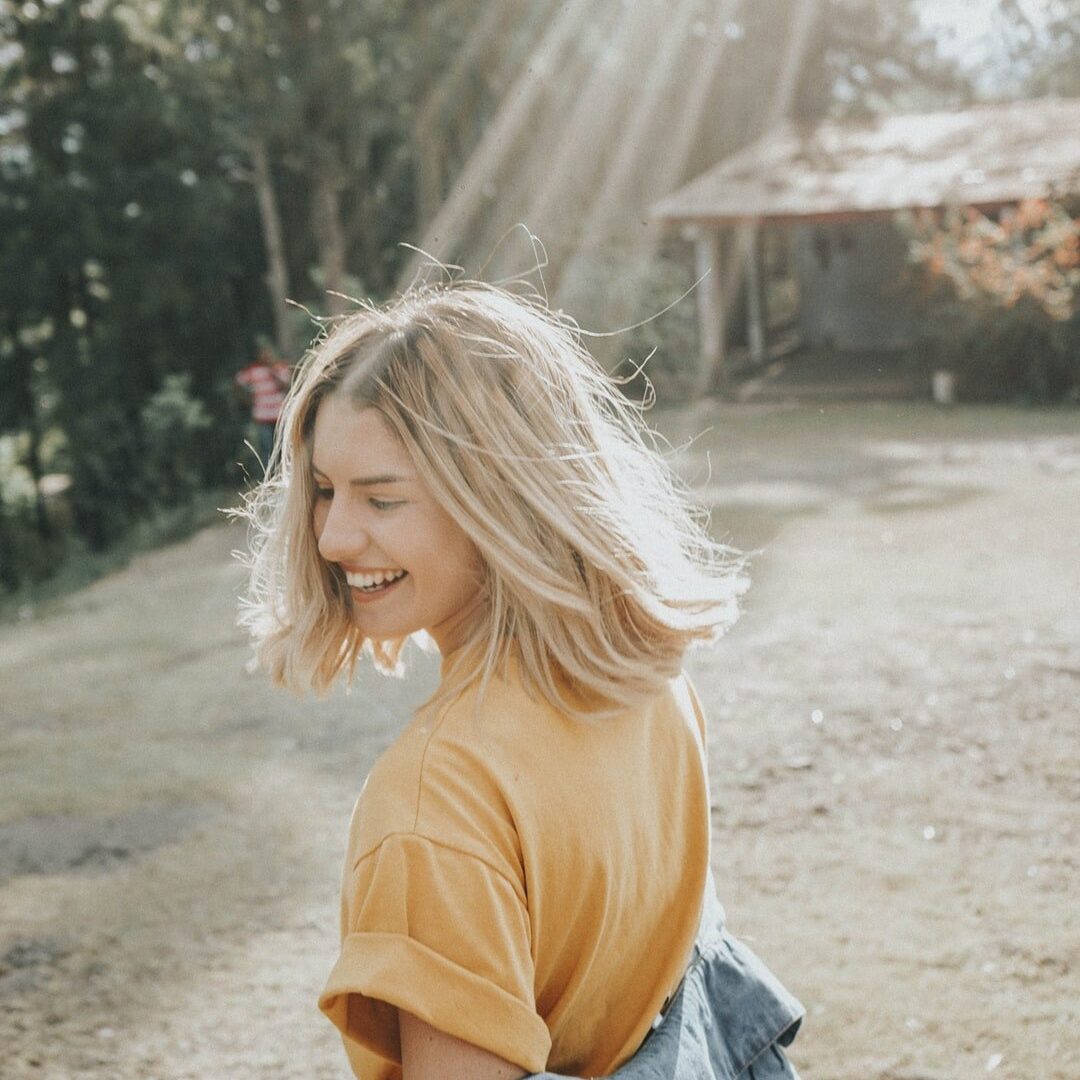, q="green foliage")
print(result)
[561,248,701,403]
[65,400,148,549]
[141,0,466,297]
[1,1,266,402]
[0,0,266,574]
[618,256,702,403]
[982,0,1080,98]
[904,200,1080,404]
[0,499,53,591]
[757,0,969,124]
[908,287,1080,405]
[0,437,62,590]
[139,373,214,507]
[63,373,235,550]
[0,486,234,617]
